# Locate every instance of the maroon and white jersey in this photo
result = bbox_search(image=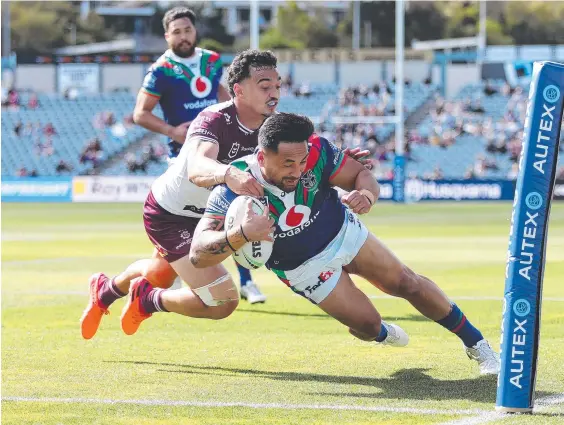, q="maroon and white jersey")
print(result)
[151,100,259,217]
